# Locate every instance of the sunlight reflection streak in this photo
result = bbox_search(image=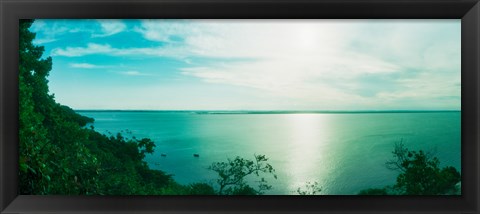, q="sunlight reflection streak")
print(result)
[285,114,330,193]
